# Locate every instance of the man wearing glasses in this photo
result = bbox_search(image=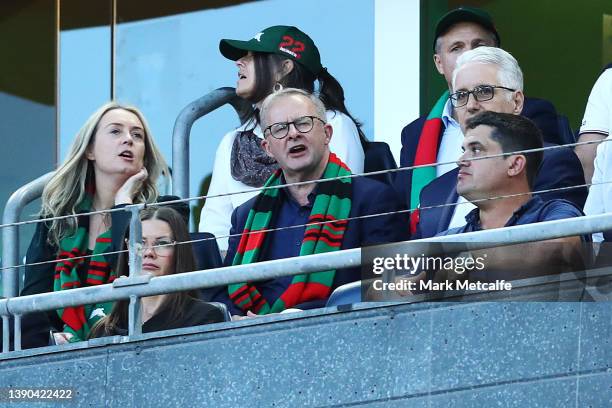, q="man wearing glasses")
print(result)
[415,46,586,239]
[208,88,405,317]
[394,6,585,236]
